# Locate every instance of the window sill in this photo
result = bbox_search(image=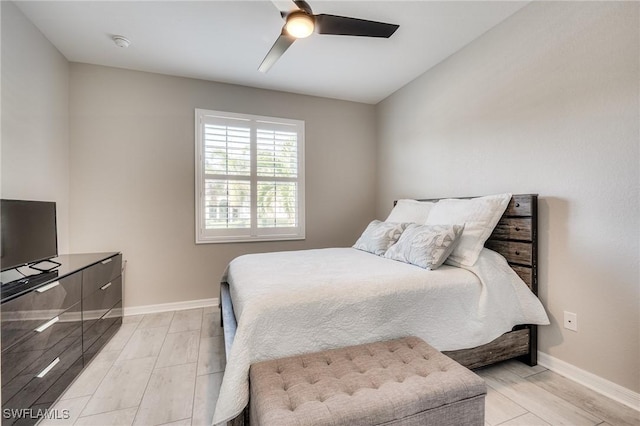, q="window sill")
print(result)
[195,235,306,244]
